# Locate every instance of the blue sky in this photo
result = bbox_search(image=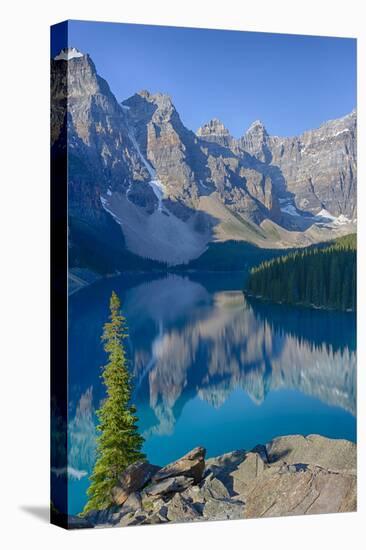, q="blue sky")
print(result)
[53,20,356,137]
